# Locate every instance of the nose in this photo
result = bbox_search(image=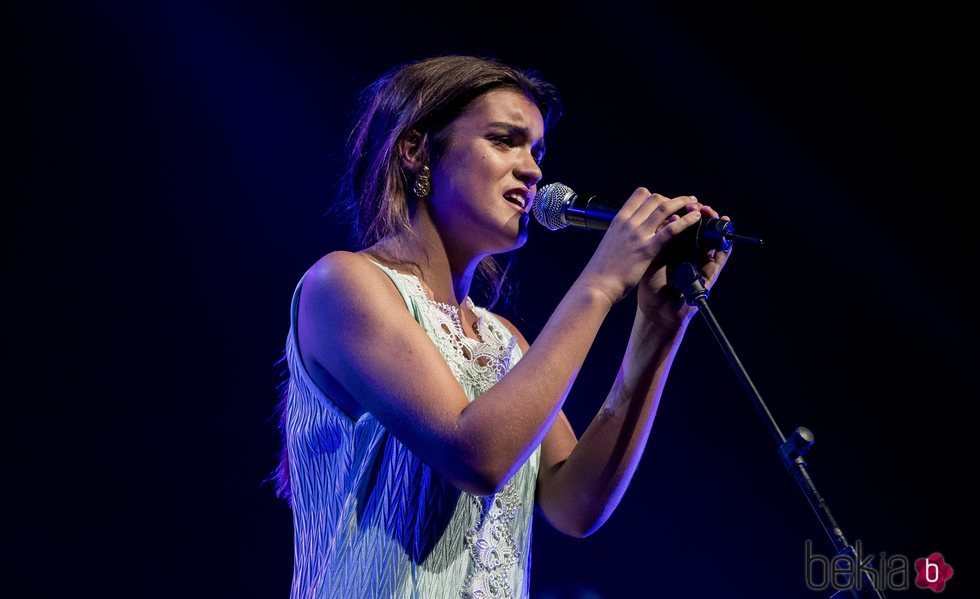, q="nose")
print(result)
[515,150,542,189]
